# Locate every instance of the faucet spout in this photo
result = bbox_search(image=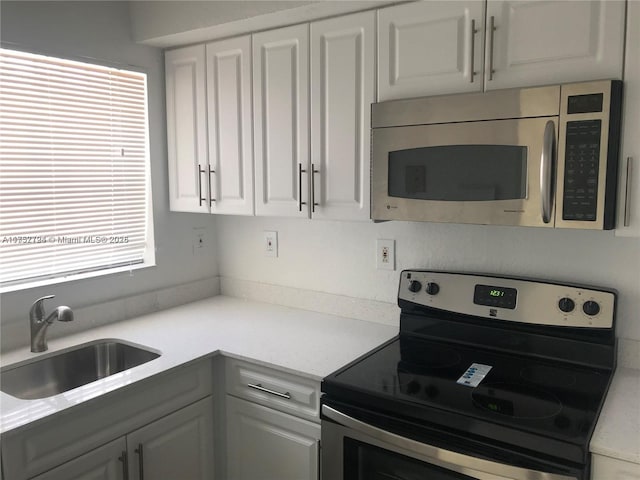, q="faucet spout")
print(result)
[30,296,74,353]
